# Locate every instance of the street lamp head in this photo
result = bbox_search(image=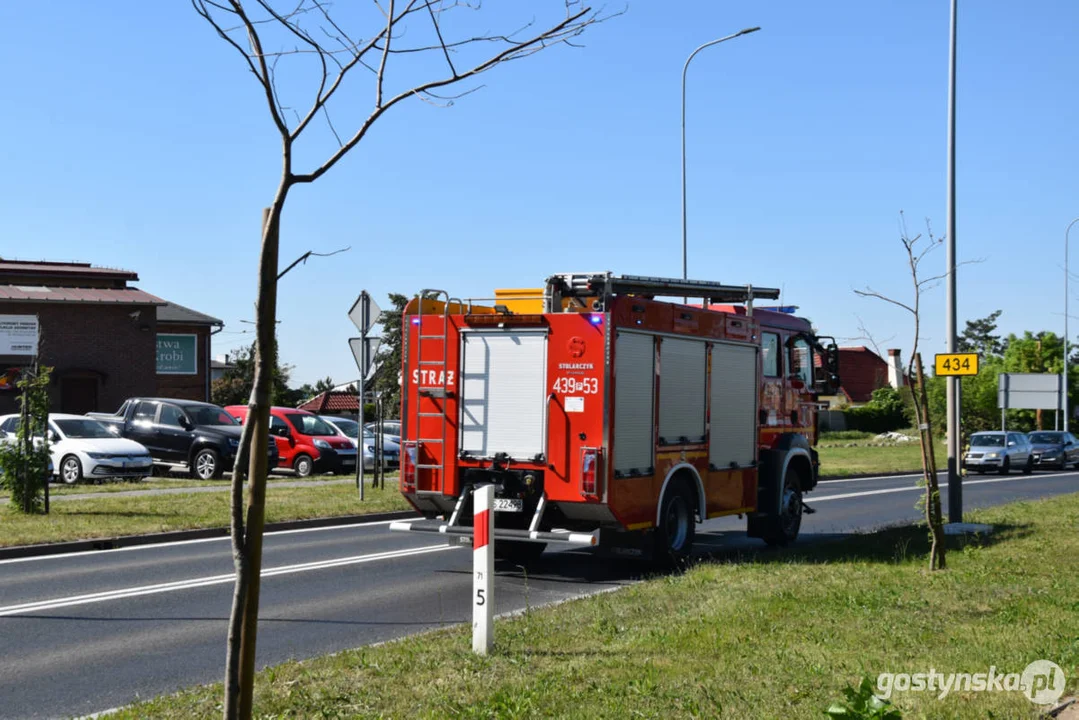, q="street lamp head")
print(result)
[738,27,761,36]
